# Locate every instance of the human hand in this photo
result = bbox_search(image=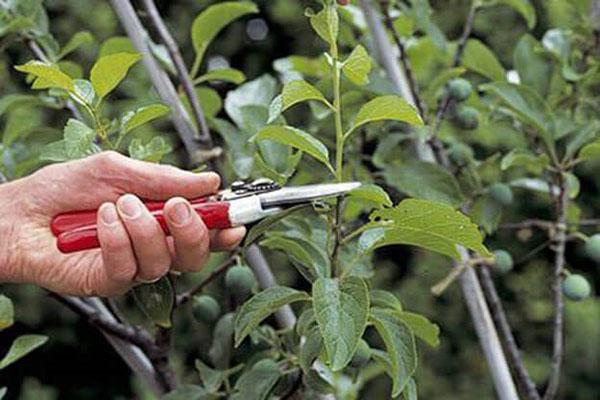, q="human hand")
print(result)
[0,151,245,296]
